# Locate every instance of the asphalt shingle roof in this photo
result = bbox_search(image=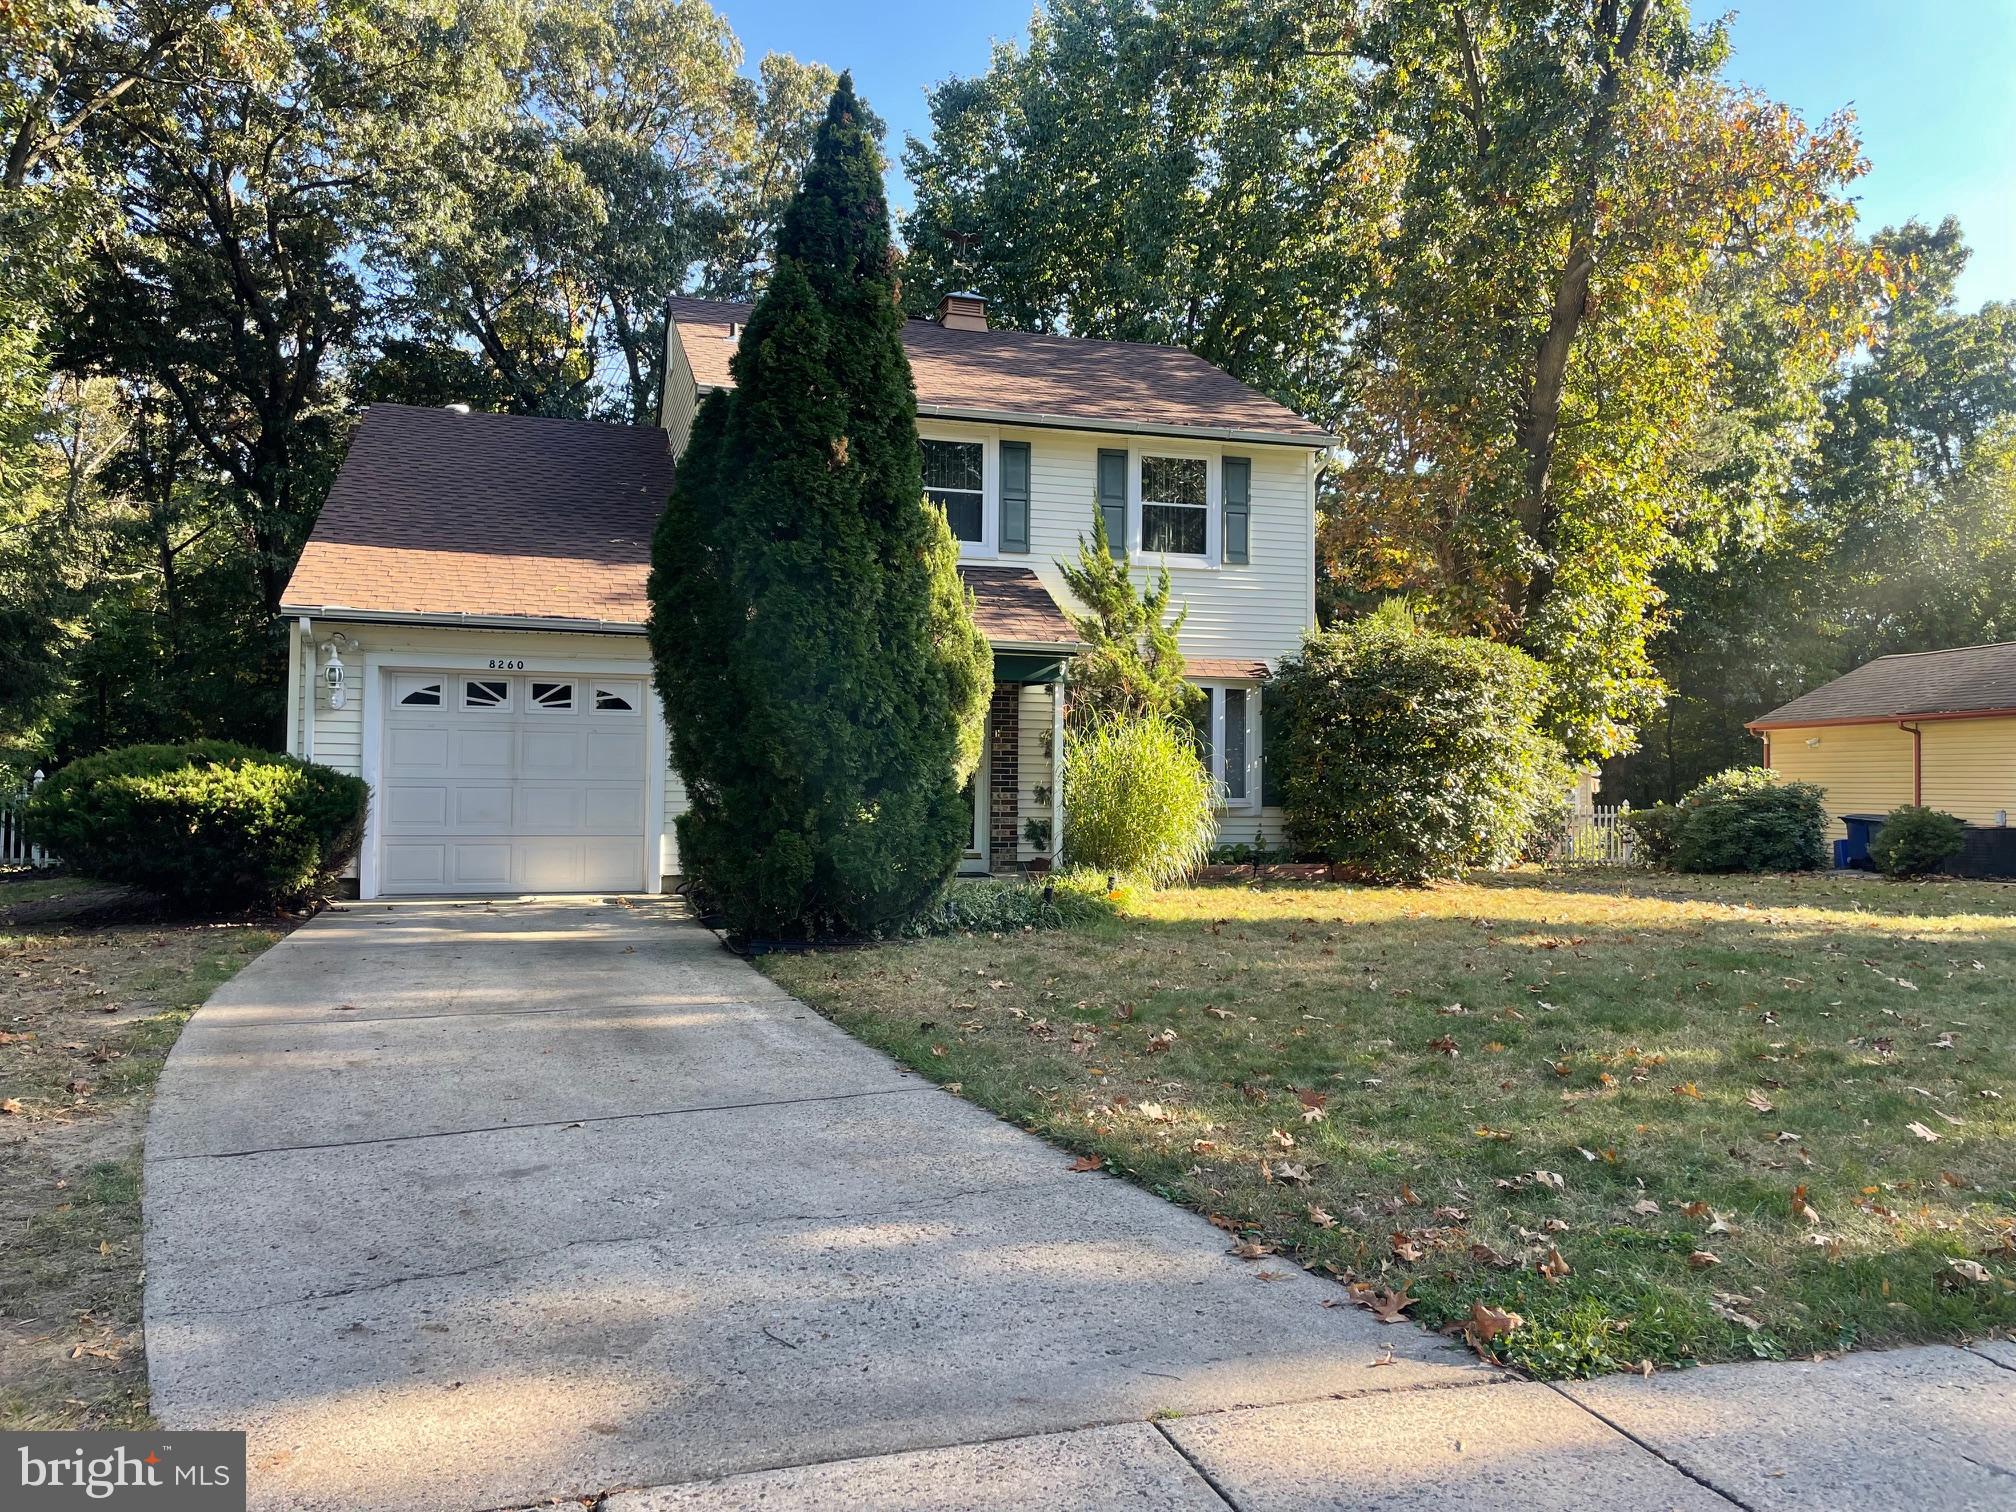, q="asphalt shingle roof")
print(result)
[1750,641,2016,727]
[283,404,1078,646]
[668,296,1334,447]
